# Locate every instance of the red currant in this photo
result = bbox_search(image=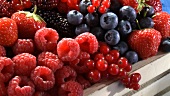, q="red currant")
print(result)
[109,50,120,62]
[118,69,127,78]
[99,44,110,55]
[105,54,114,64]
[94,53,105,62]
[87,5,95,13]
[96,59,108,71]
[85,59,95,70]
[101,0,110,8]
[121,75,130,84]
[124,64,132,72]
[99,5,107,14]
[92,0,101,7]
[130,73,141,83]
[23,0,32,8]
[108,64,119,75]
[88,69,101,83]
[130,83,140,90]
[117,57,128,69]
[101,70,110,80]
